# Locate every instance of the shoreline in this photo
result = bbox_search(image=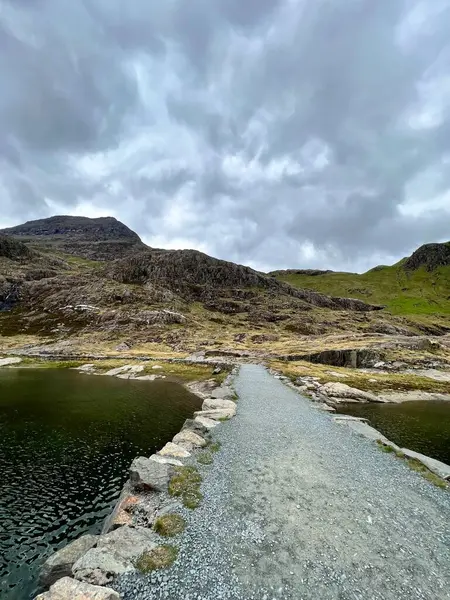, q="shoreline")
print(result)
[35,366,239,600]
